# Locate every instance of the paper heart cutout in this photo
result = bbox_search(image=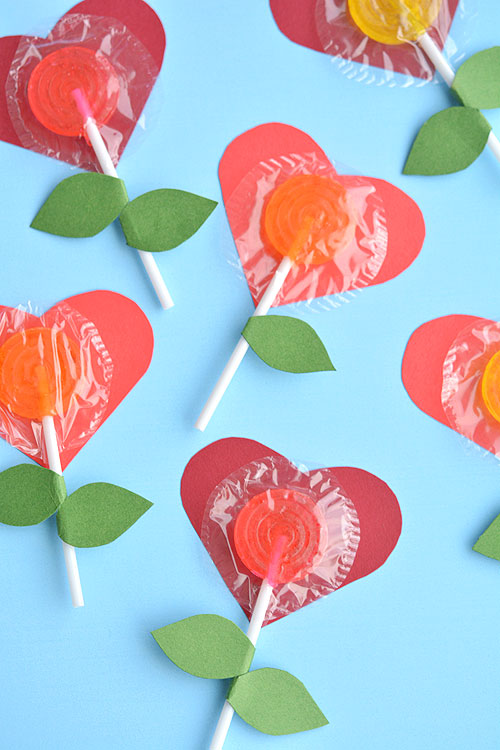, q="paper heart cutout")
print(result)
[0,291,153,471]
[269,0,459,80]
[402,314,500,454]
[219,123,425,307]
[181,437,401,624]
[0,0,165,167]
